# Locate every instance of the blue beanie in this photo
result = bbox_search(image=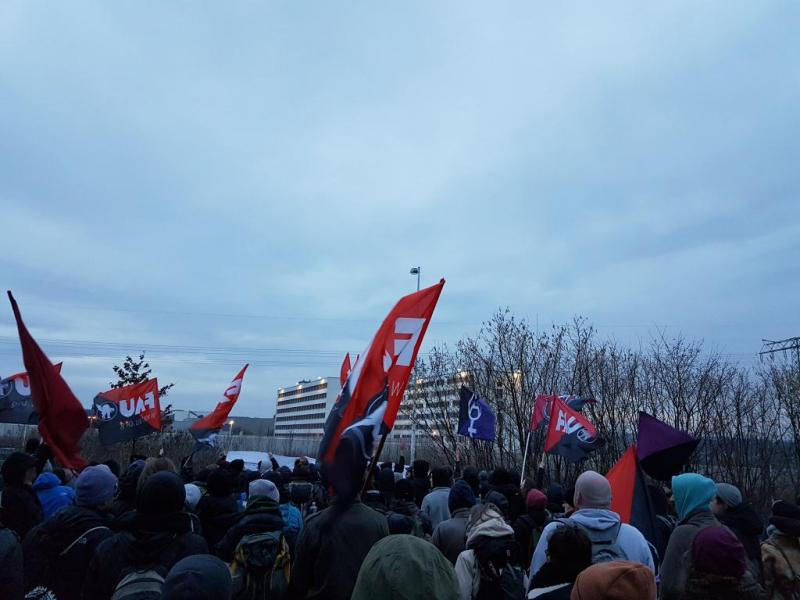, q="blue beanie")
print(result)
[76,464,118,507]
[449,480,477,512]
[672,473,716,520]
